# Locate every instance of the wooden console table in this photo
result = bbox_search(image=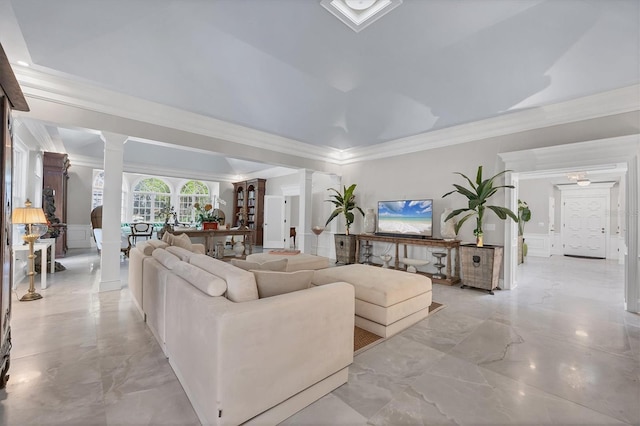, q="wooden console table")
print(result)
[355,234,461,285]
[170,228,254,258]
